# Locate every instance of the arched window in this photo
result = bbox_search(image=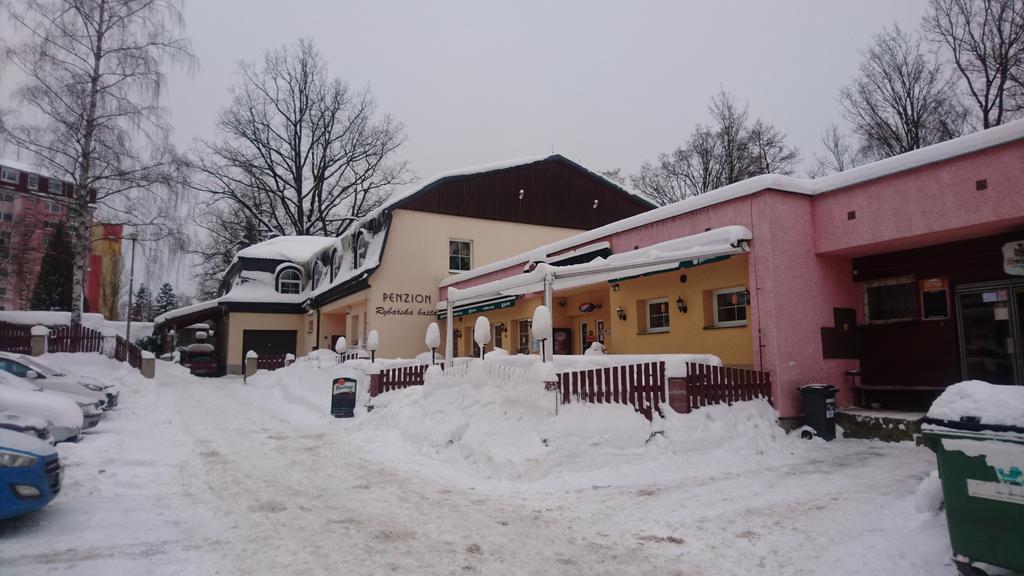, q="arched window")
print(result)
[311,262,323,290]
[276,267,302,294]
[331,249,342,280]
[354,231,369,268]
